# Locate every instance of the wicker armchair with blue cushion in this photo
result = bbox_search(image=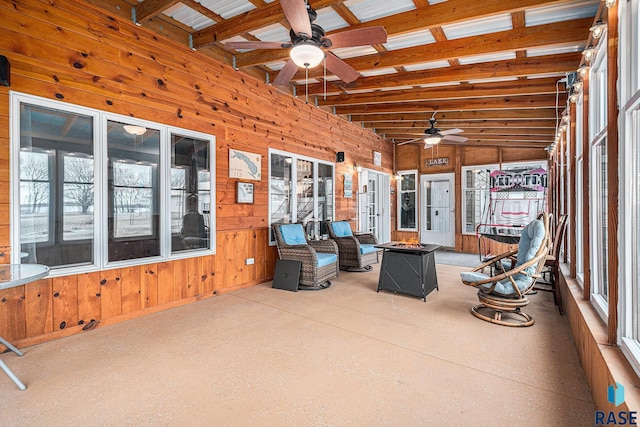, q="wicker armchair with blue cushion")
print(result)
[272,223,339,290]
[325,220,380,272]
[460,213,550,327]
